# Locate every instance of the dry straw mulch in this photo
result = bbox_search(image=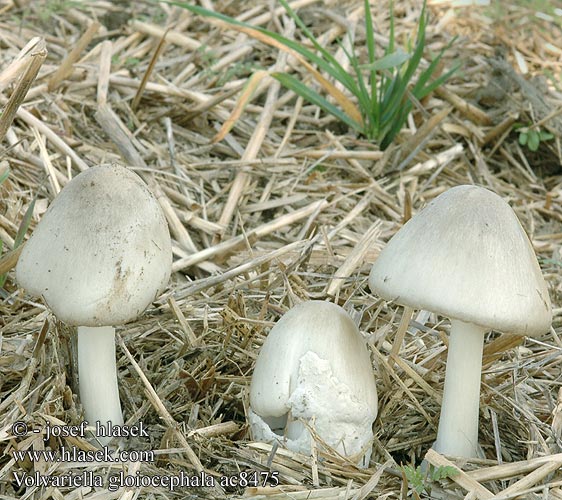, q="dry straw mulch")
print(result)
[0,0,561,498]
